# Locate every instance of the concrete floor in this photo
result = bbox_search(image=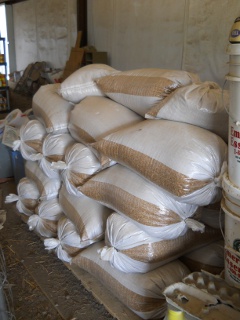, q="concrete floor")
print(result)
[0,180,121,320]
